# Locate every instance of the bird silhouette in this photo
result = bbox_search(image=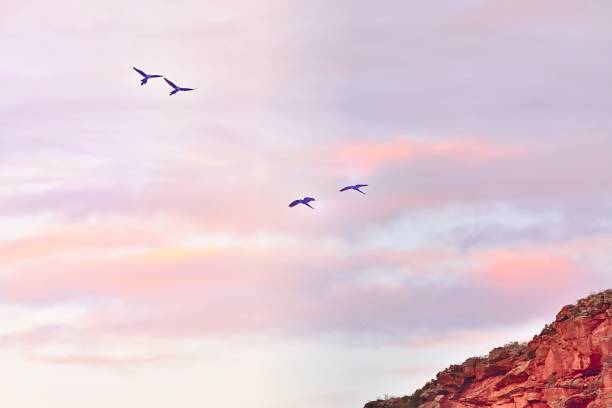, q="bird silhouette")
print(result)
[164,78,196,96]
[289,197,316,209]
[339,184,368,195]
[132,67,163,85]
